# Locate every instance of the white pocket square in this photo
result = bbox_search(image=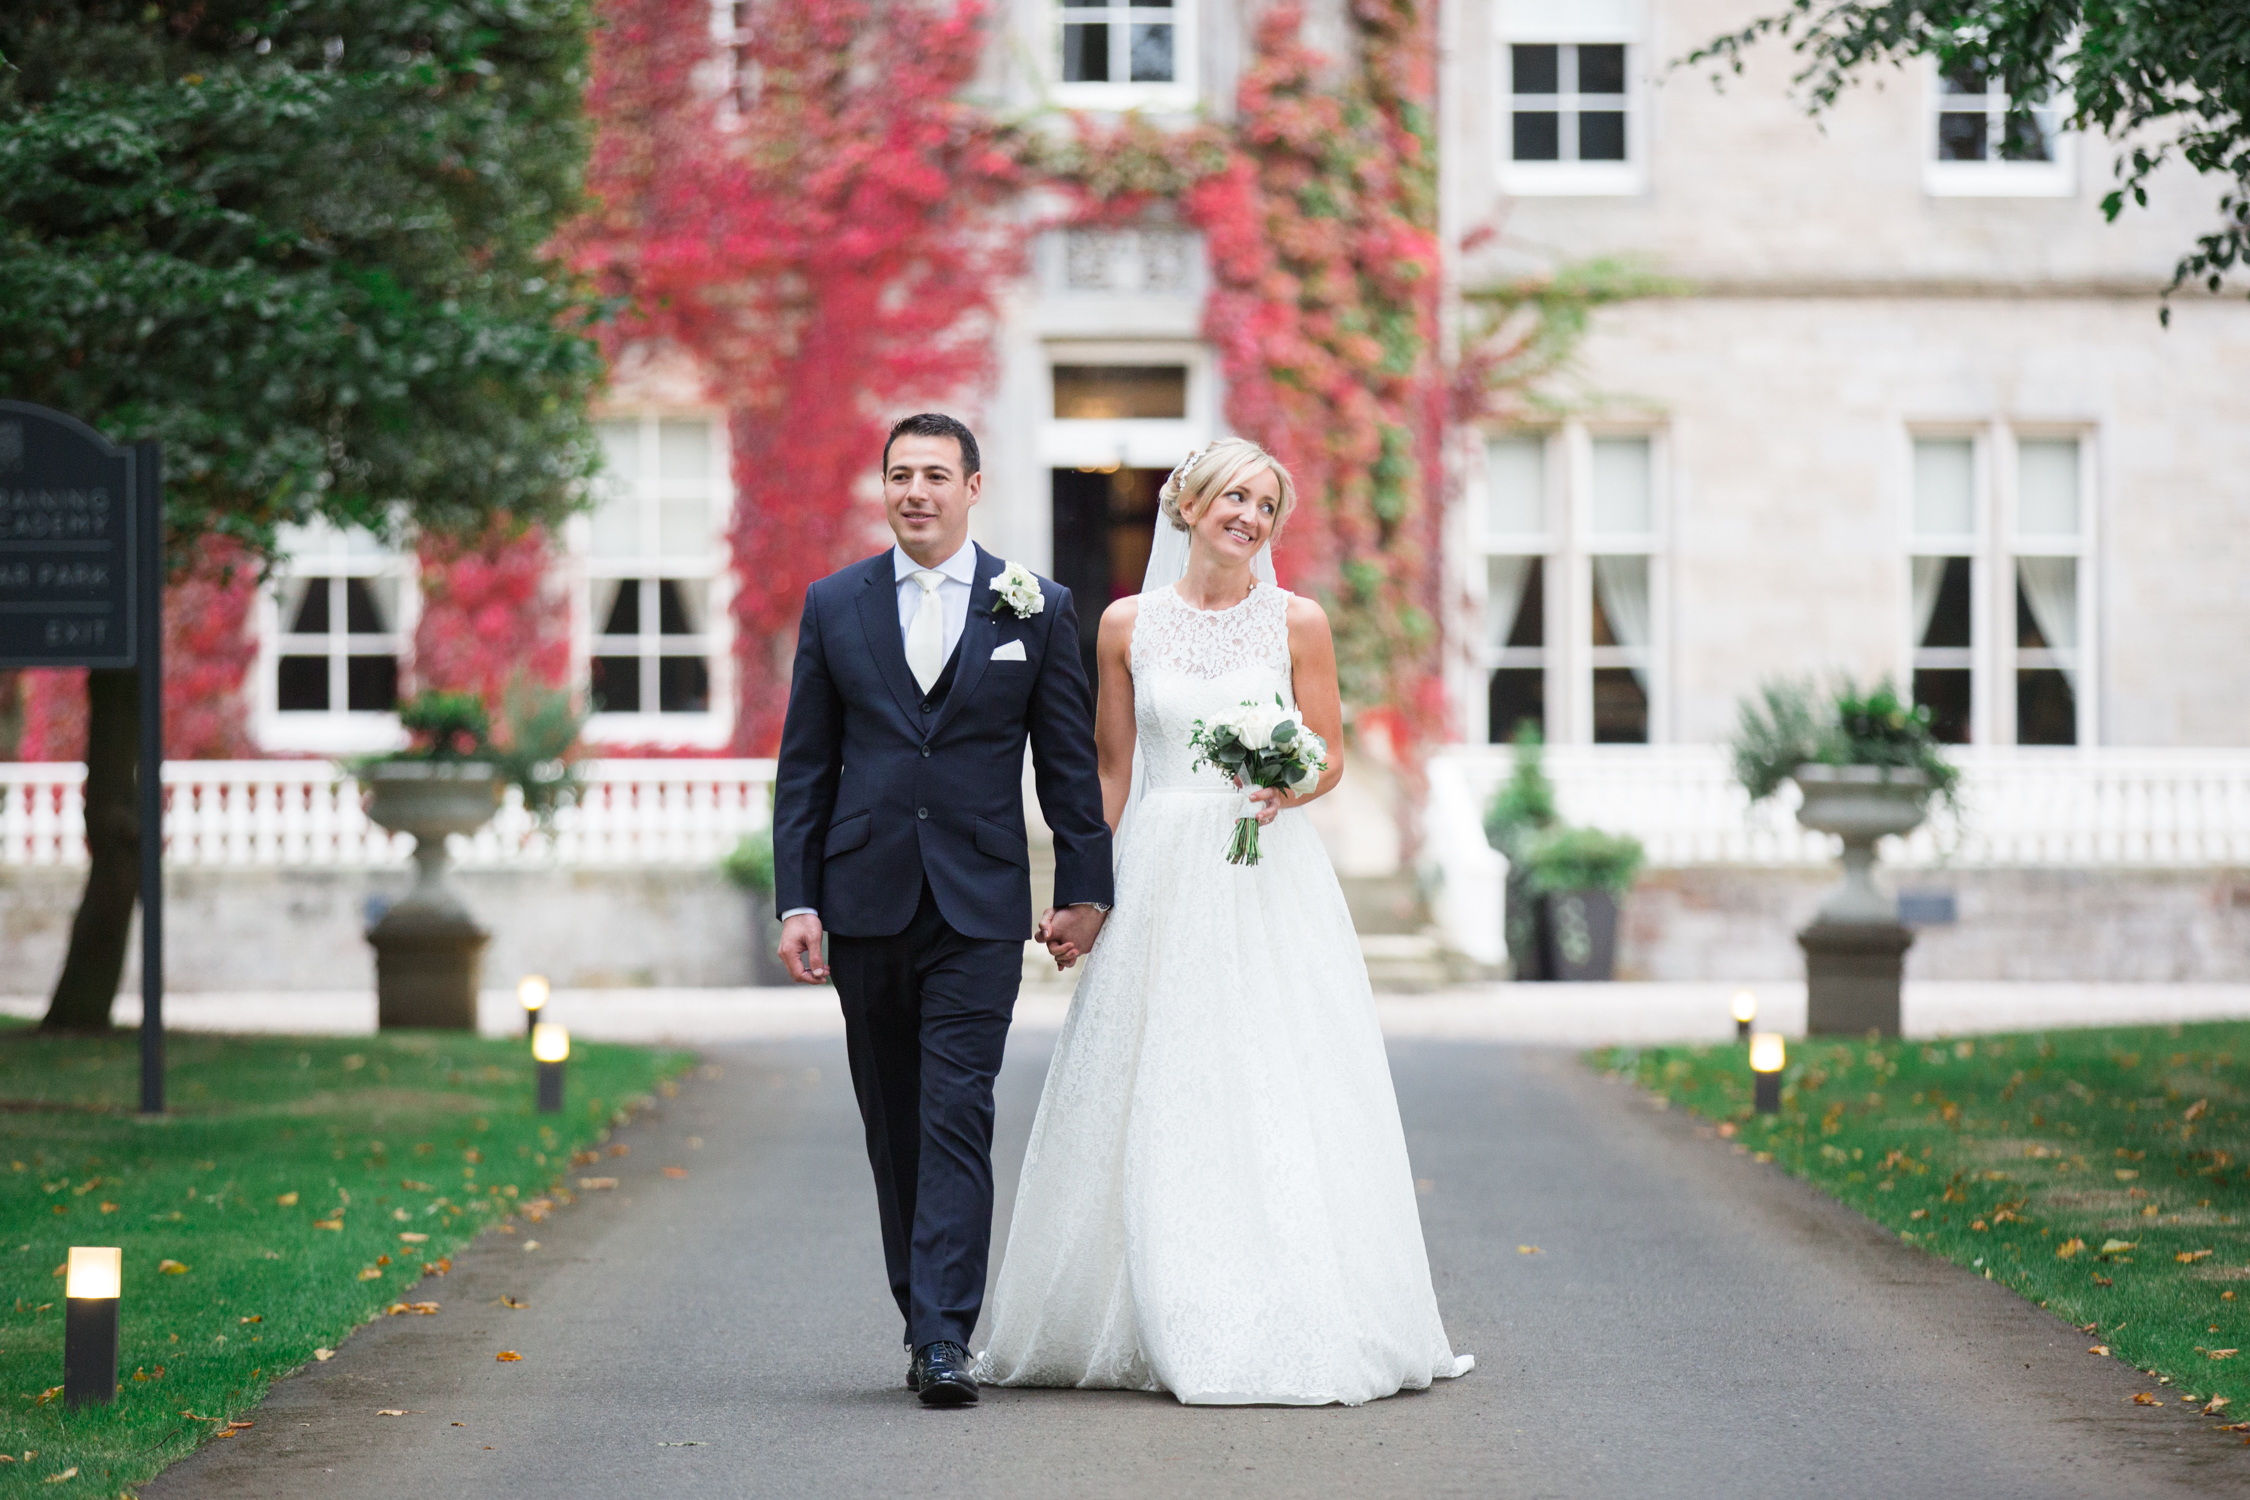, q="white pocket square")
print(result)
[990,640,1027,662]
